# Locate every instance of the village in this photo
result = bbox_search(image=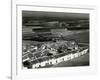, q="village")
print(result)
[22,39,89,69]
